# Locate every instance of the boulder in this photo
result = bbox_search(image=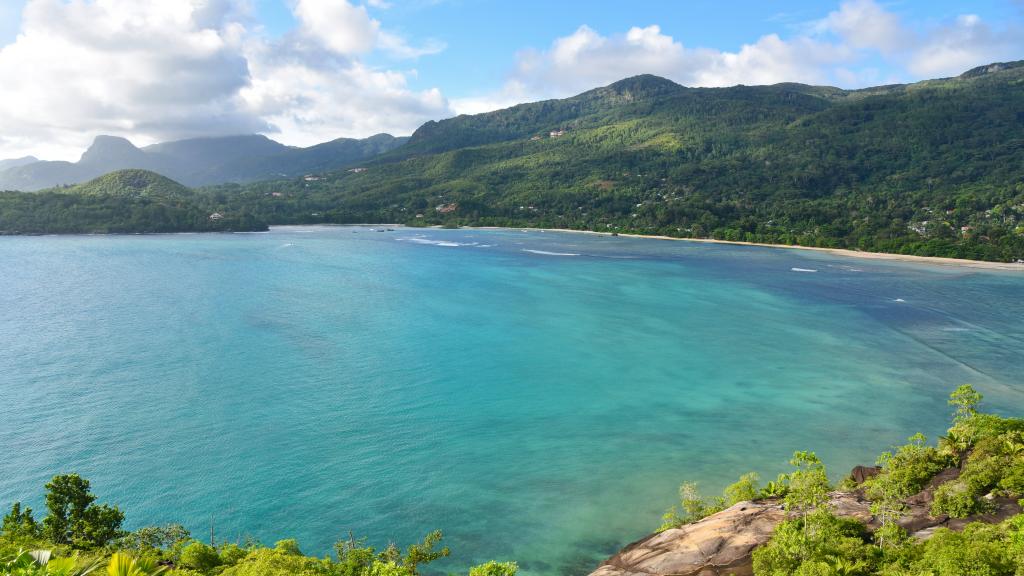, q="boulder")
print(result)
[850,465,882,484]
[587,473,1022,576]
[589,501,786,576]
